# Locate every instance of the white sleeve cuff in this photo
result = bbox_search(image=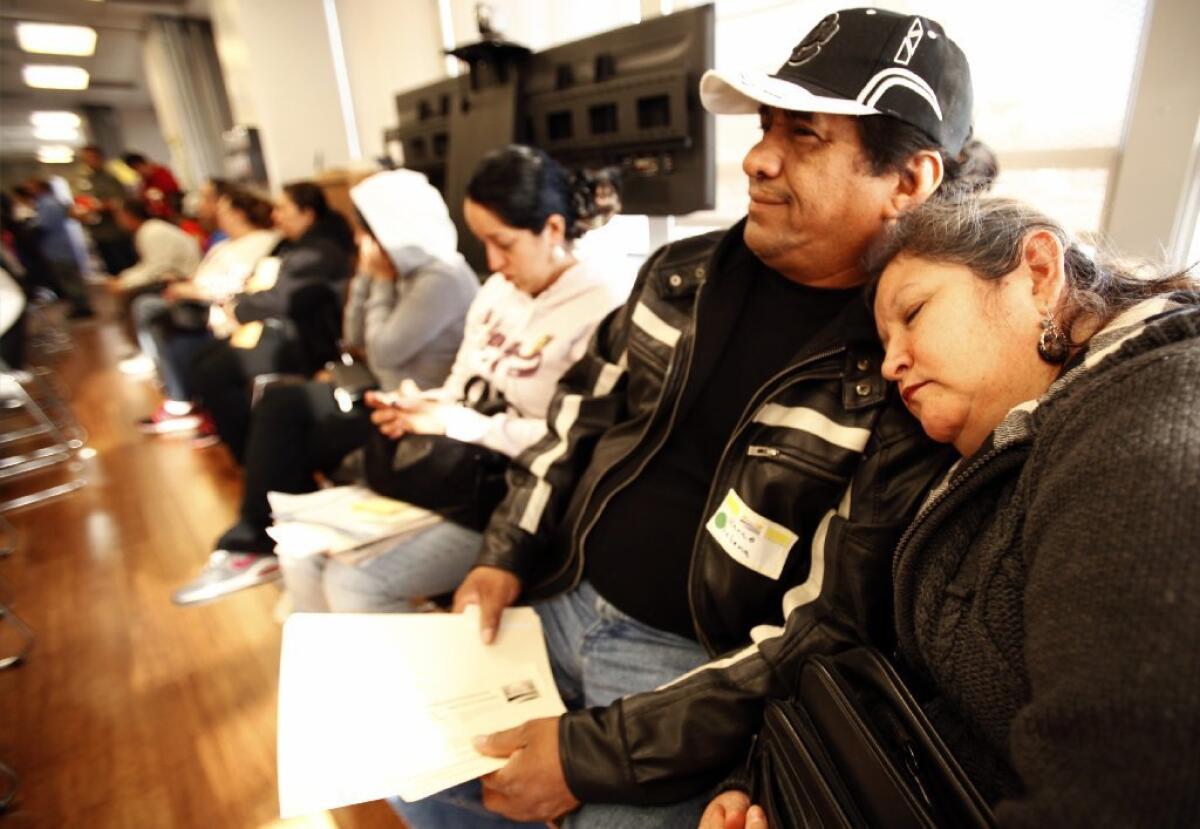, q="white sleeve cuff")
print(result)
[442,405,491,445]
